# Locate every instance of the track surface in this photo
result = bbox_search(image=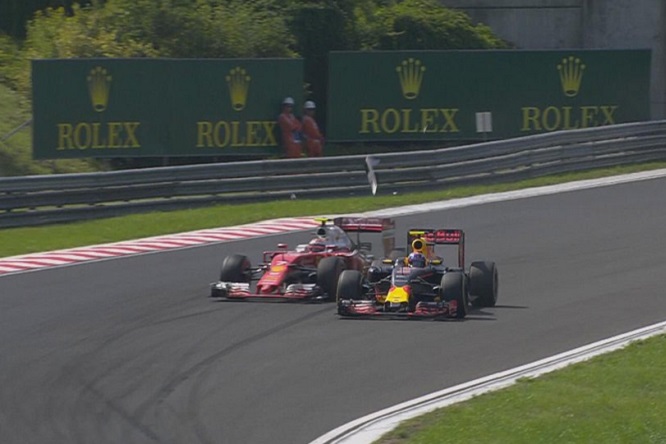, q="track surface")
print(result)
[1,178,666,444]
